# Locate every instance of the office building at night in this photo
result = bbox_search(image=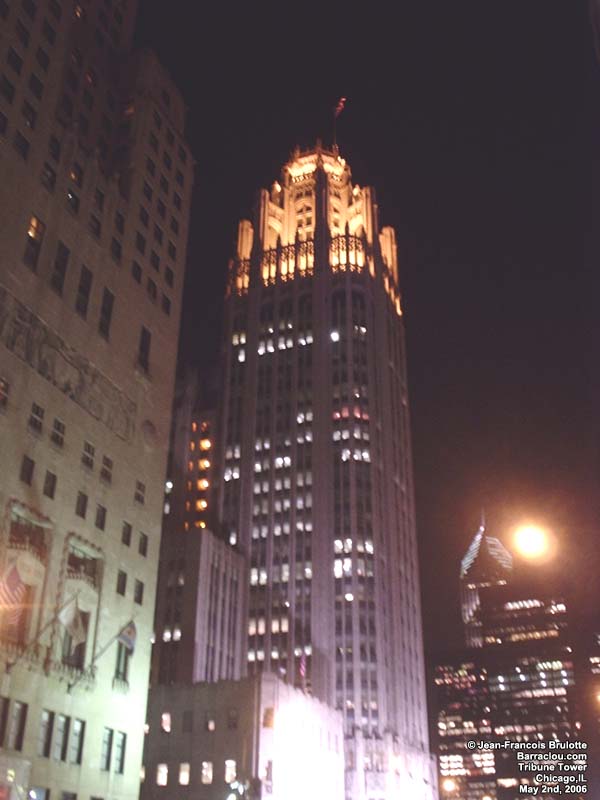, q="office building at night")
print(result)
[434,524,580,800]
[0,1,192,797]
[141,673,344,800]
[215,144,436,799]
[151,380,246,686]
